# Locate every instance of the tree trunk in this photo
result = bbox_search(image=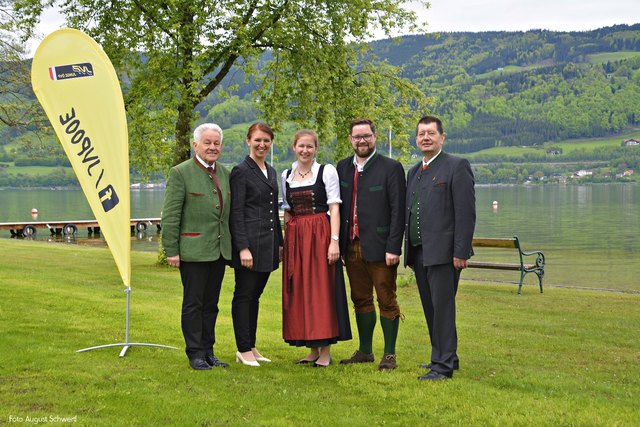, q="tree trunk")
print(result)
[173,105,193,166]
